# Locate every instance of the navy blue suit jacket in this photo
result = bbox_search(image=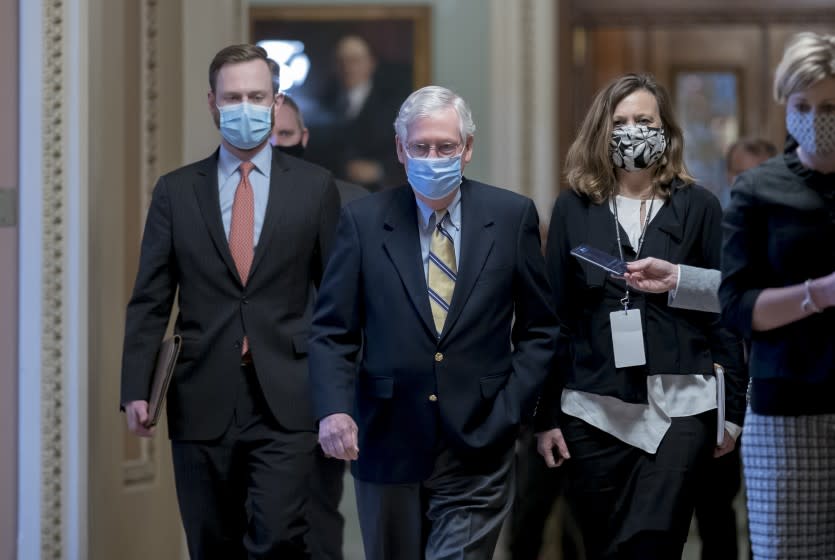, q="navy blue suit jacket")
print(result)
[309,179,561,483]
